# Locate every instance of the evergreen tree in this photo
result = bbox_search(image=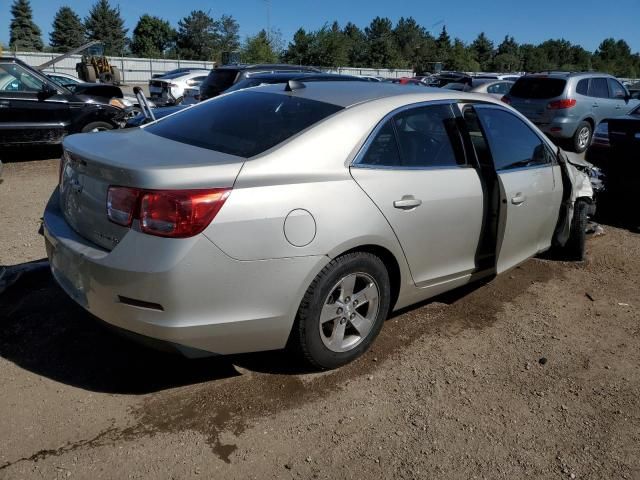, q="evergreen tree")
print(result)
[470,32,494,71]
[282,28,313,65]
[342,22,367,67]
[84,0,128,56]
[9,0,43,51]
[492,35,520,71]
[393,17,428,69]
[215,14,240,57]
[241,29,279,64]
[435,26,451,65]
[448,39,480,72]
[307,21,349,67]
[176,10,217,60]
[131,15,175,58]
[50,6,85,52]
[364,17,402,68]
